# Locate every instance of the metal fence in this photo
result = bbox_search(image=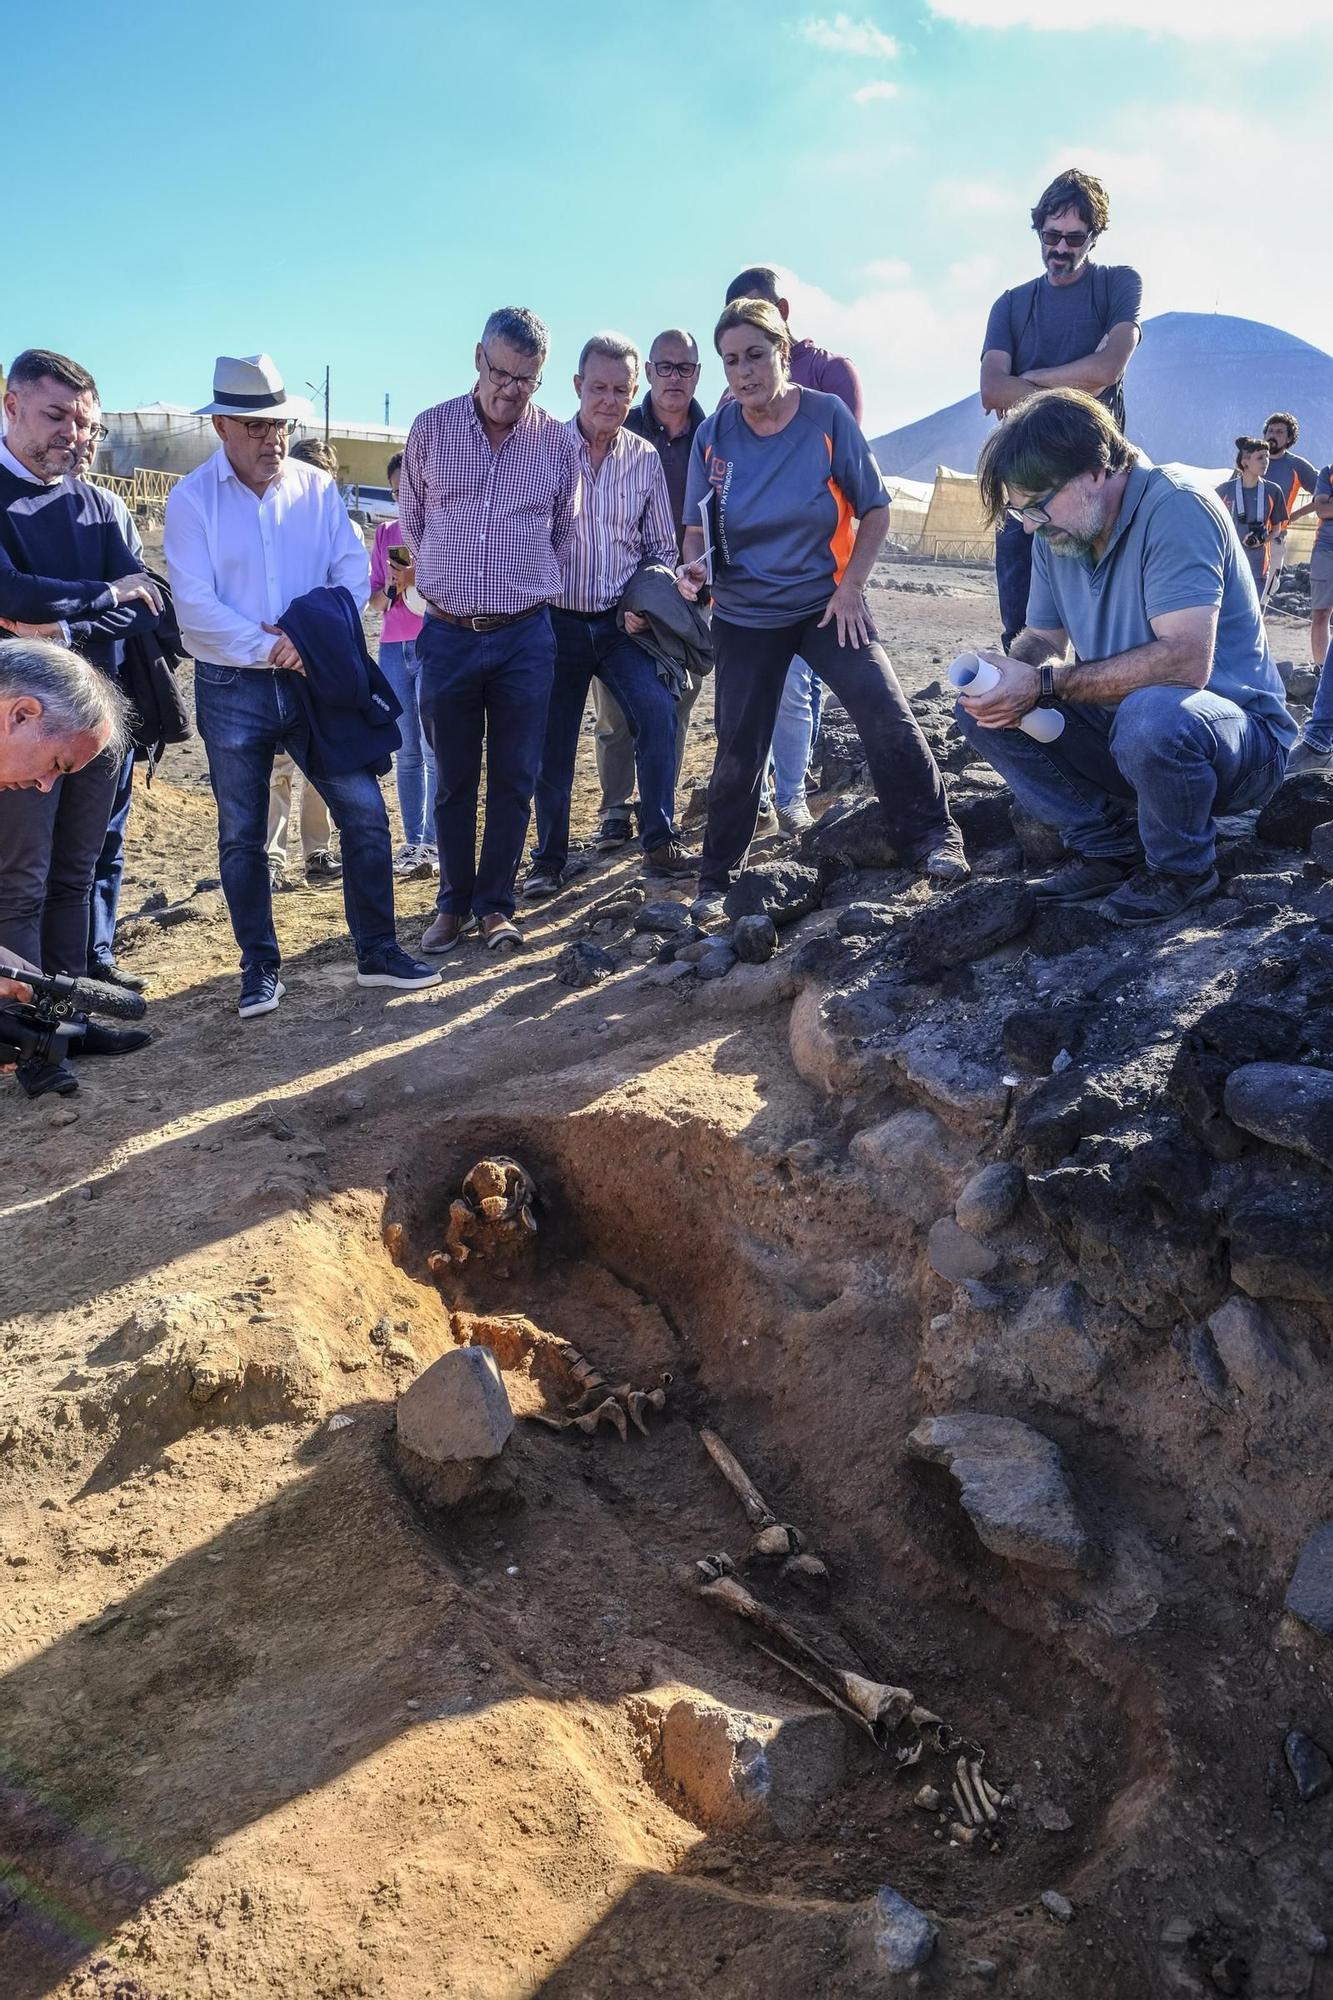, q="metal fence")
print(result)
[87,466,185,513]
